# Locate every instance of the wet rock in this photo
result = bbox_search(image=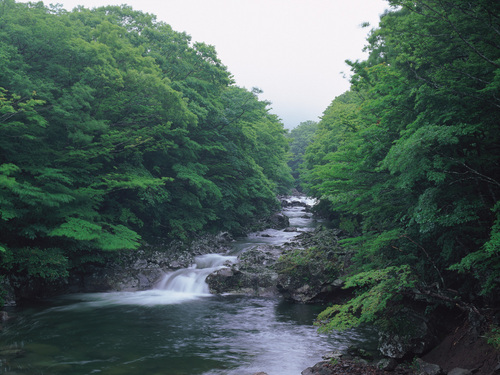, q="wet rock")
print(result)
[322,351,343,360]
[252,372,269,375]
[217,231,234,242]
[414,359,442,375]
[266,212,290,230]
[302,361,333,375]
[49,232,235,297]
[378,358,399,371]
[275,234,345,304]
[206,267,239,294]
[283,227,298,232]
[447,368,472,375]
[206,245,281,296]
[347,346,374,361]
[378,309,438,359]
